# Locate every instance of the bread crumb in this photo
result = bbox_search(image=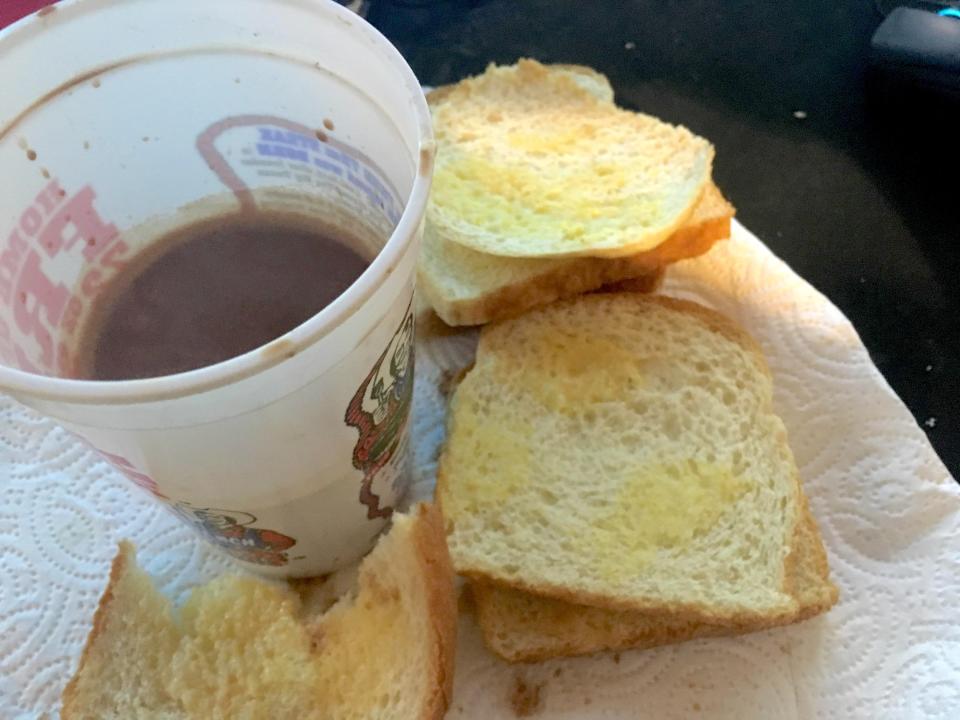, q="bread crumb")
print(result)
[510,676,544,717]
[439,369,463,398]
[415,307,465,340]
[420,144,434,177]
[925,365,933,372]
[261,338,297,362]
[925,417,937,428]
[624,41,636,50]
[438,365,473,399]
[793,110,807,119]
[457,585,476,616]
